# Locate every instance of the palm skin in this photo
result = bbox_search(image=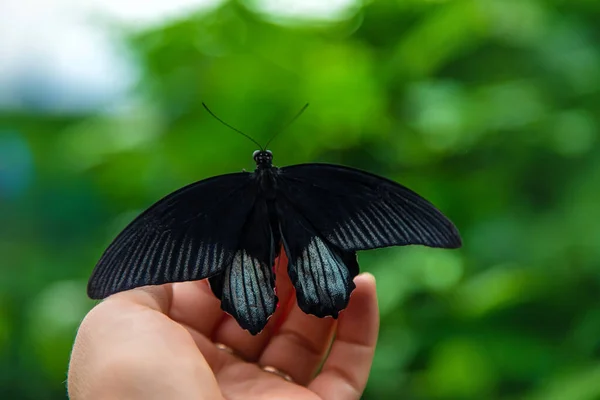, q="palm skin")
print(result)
[68,255,379,400]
